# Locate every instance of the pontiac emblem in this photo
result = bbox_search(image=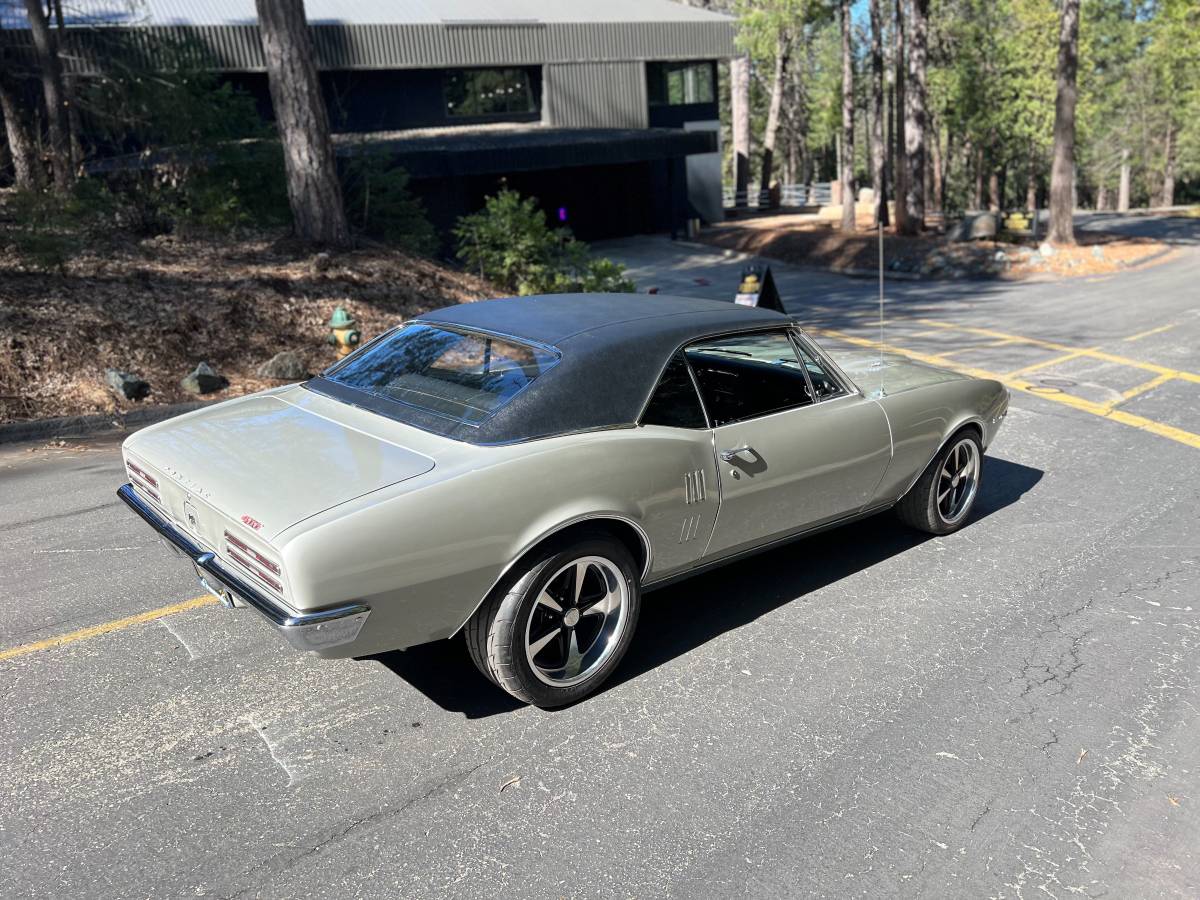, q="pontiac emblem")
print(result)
[241,515,264,531]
